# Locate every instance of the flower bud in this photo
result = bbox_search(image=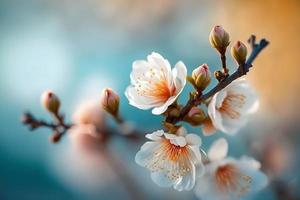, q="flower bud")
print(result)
[209,25,230,54]
[231,41,248,65]
[192,64,211,90]
[185,107,206,126]
[50,131,62,143]
[101,88,120,116]
[40,90,60,115]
